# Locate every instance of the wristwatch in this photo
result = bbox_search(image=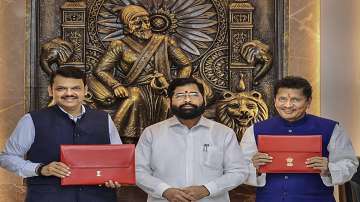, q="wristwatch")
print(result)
[35,163,46,176]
